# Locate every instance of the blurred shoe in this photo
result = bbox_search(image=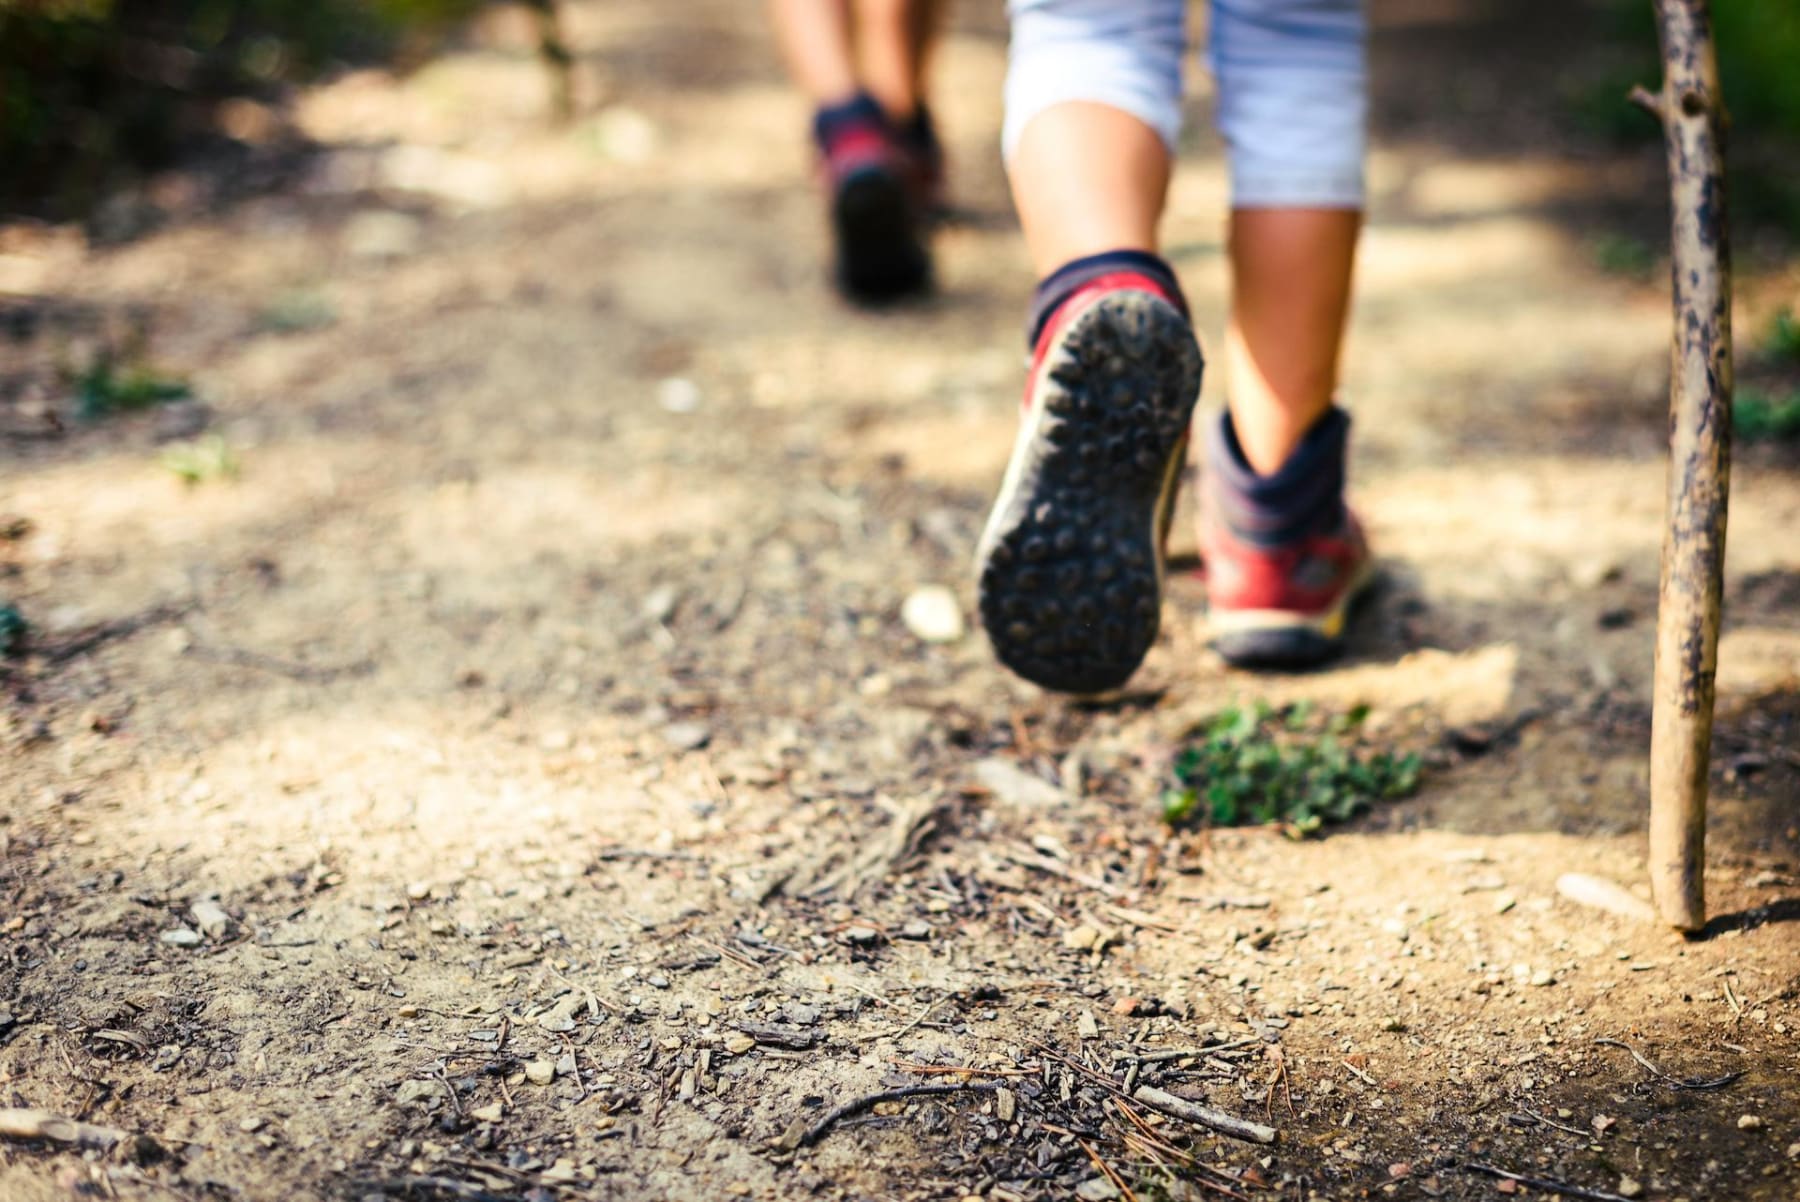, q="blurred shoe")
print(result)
[975,255,1203,693]
[813,93,930,301]
[1198,406,1374,668]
